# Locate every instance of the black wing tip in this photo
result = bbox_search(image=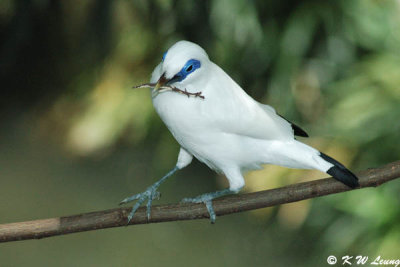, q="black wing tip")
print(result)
[277,114,309,137]
[292,124,309,137]
[320,152,359,188]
